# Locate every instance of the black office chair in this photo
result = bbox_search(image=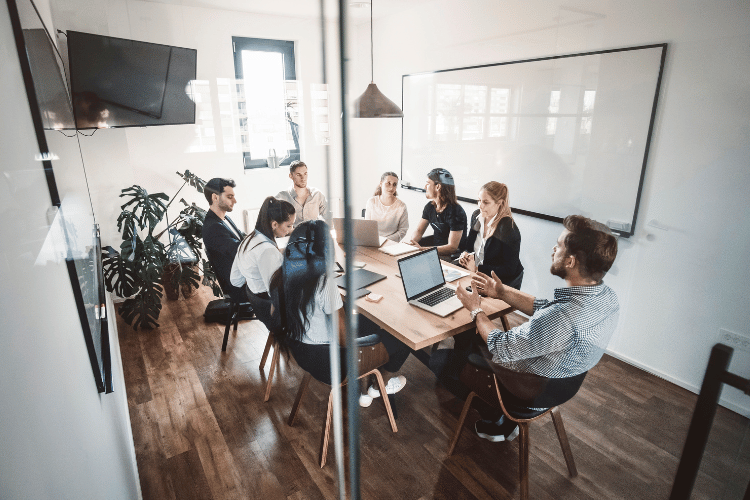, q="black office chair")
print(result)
[217,278,253,352]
